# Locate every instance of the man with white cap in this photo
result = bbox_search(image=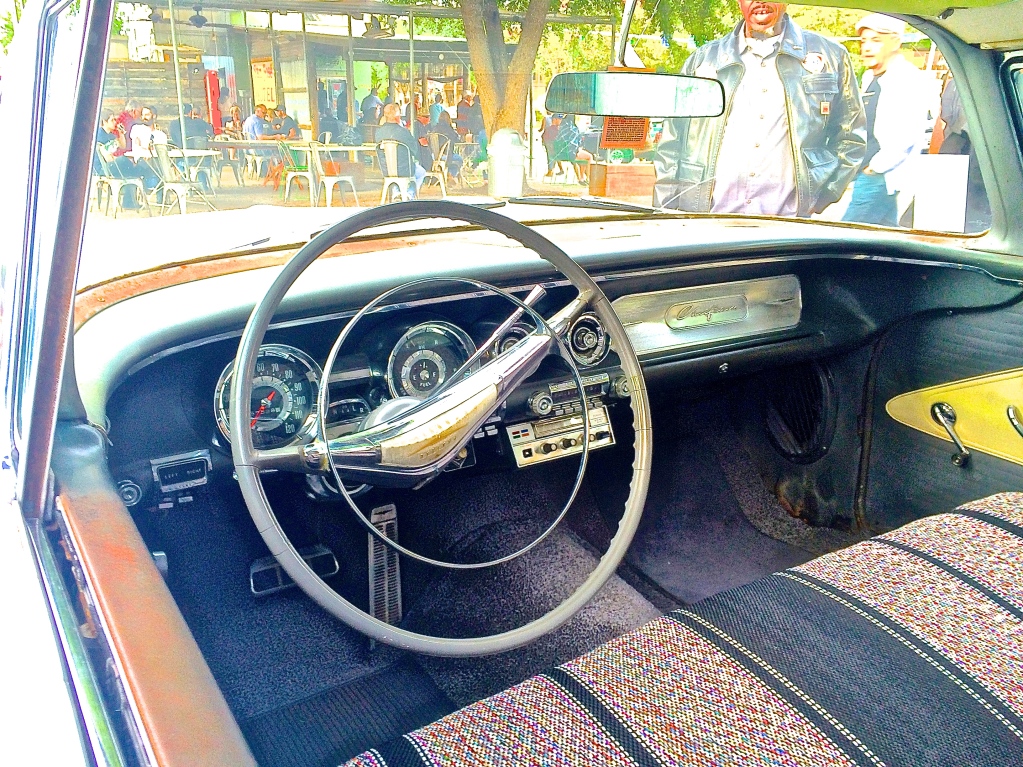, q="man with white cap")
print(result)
[843,13,935,226]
